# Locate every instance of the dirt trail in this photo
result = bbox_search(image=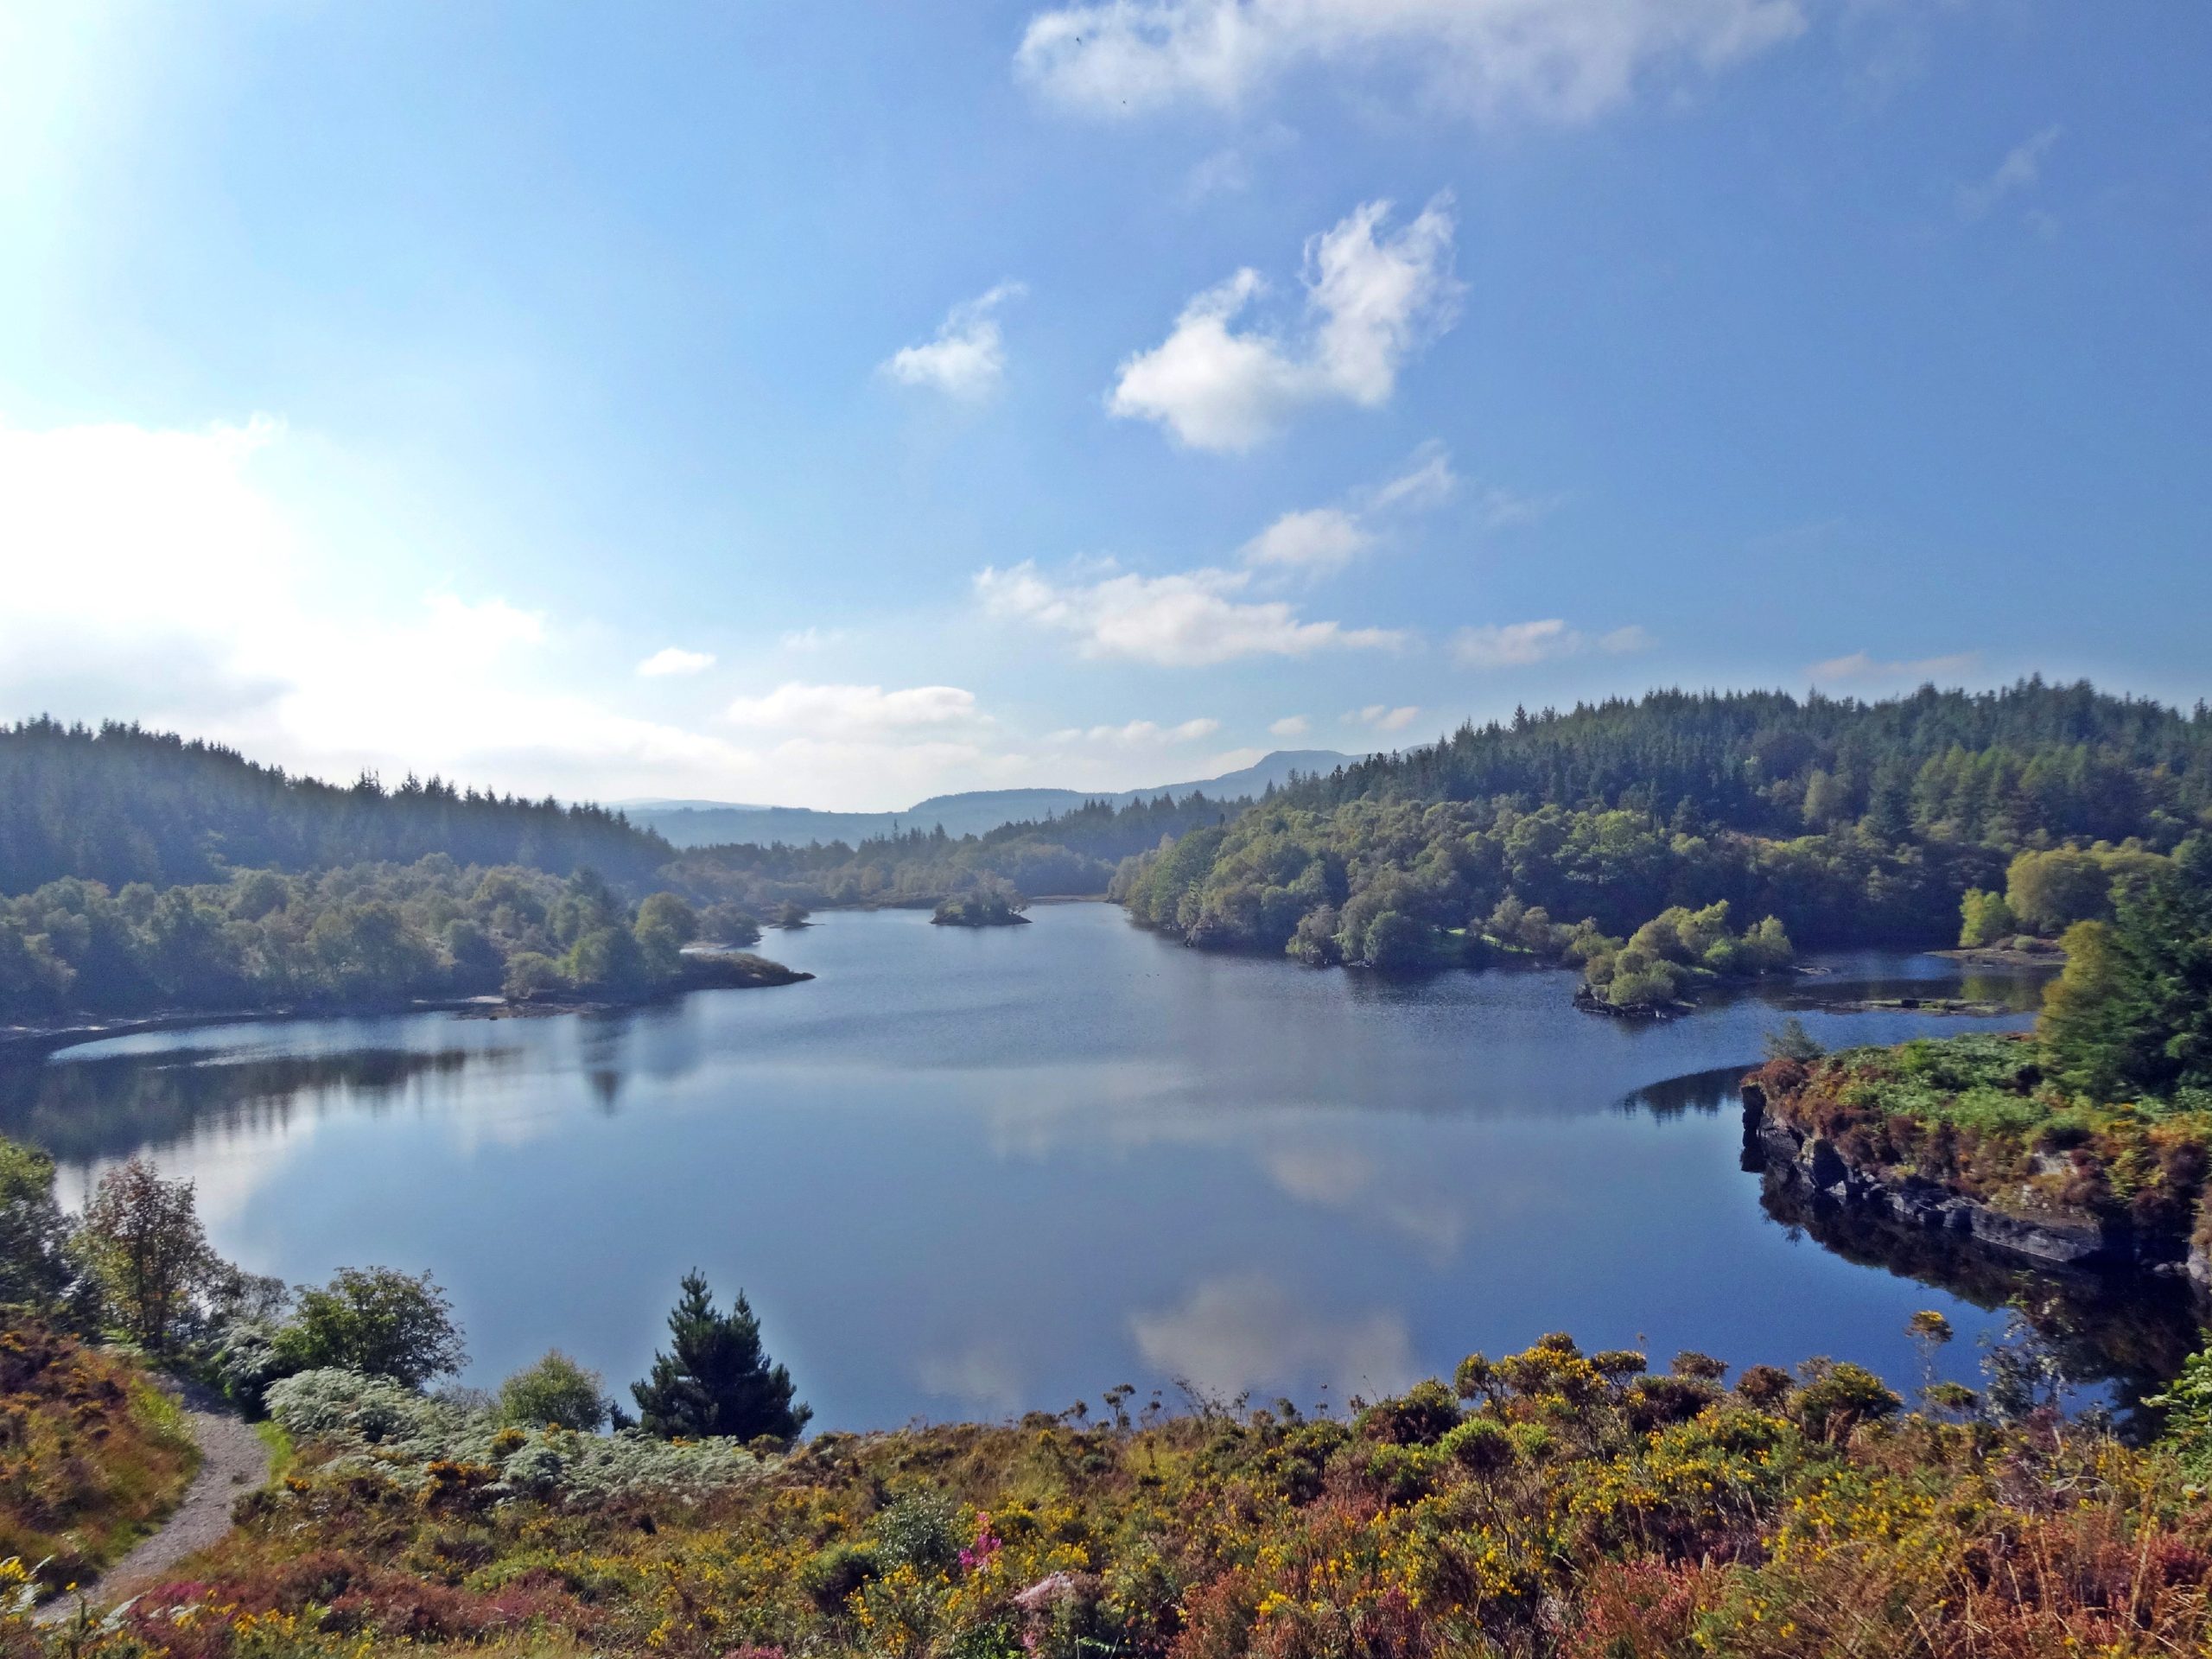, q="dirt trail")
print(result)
[34,1386,270,1625]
